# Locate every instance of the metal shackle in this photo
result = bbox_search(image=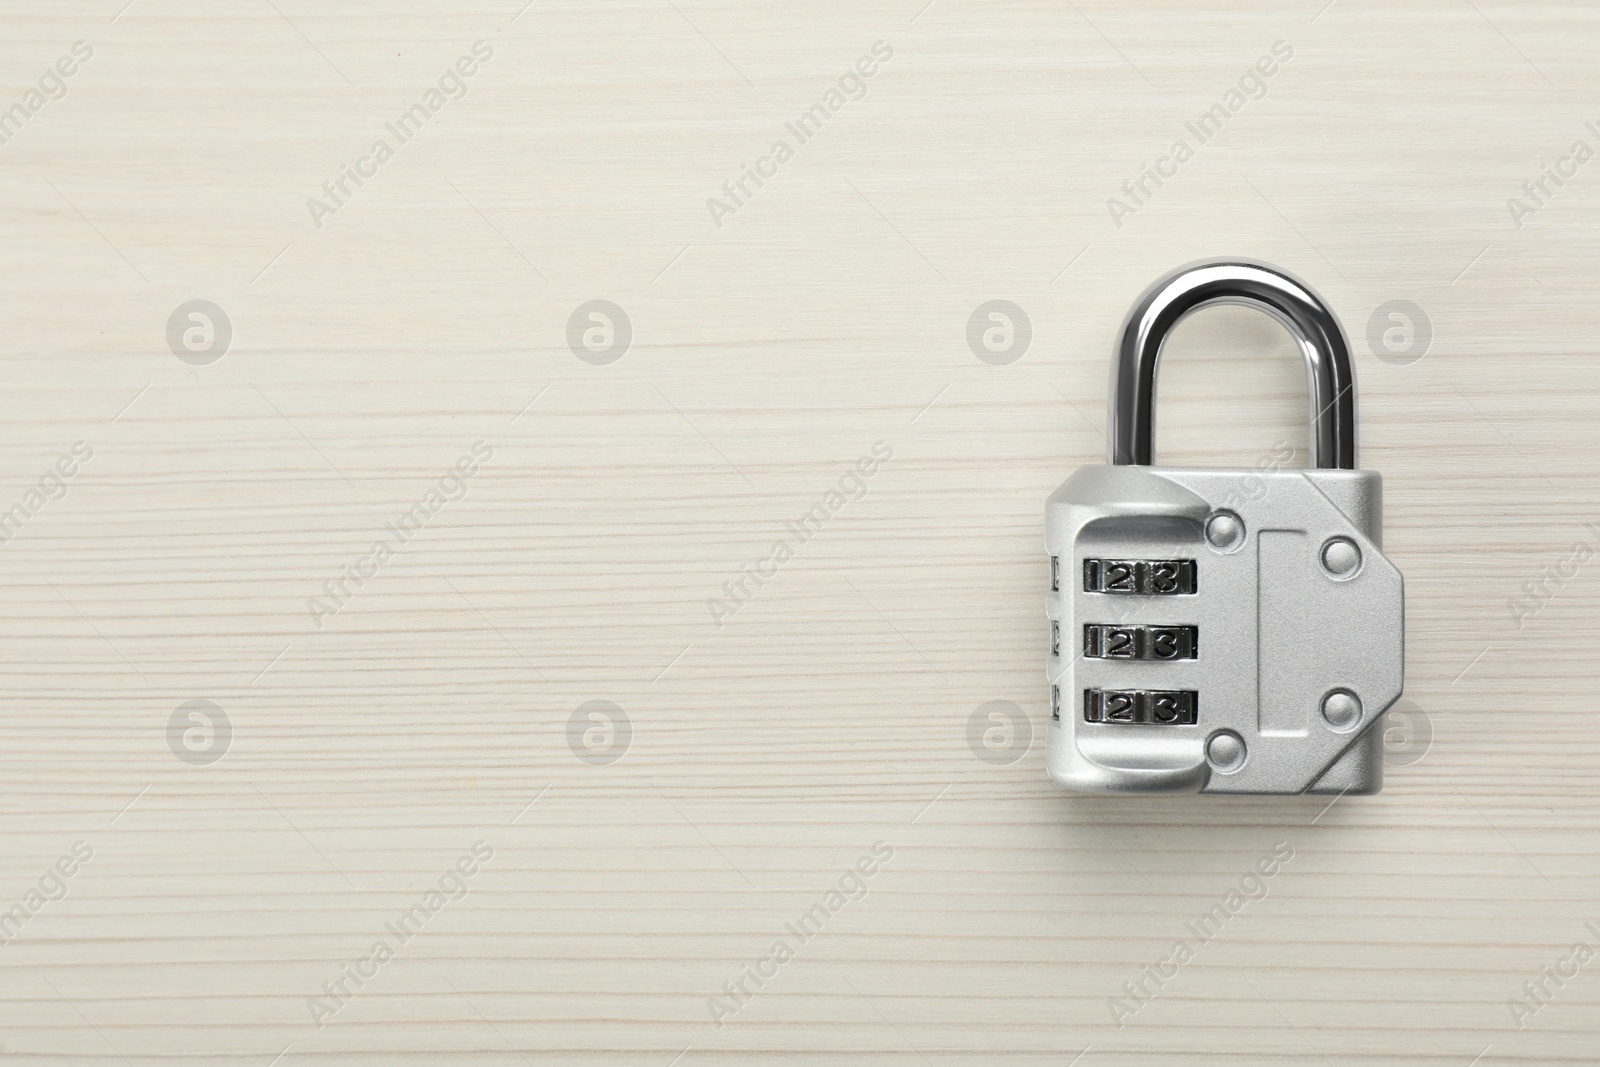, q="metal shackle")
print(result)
[1108,258,1357,470]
